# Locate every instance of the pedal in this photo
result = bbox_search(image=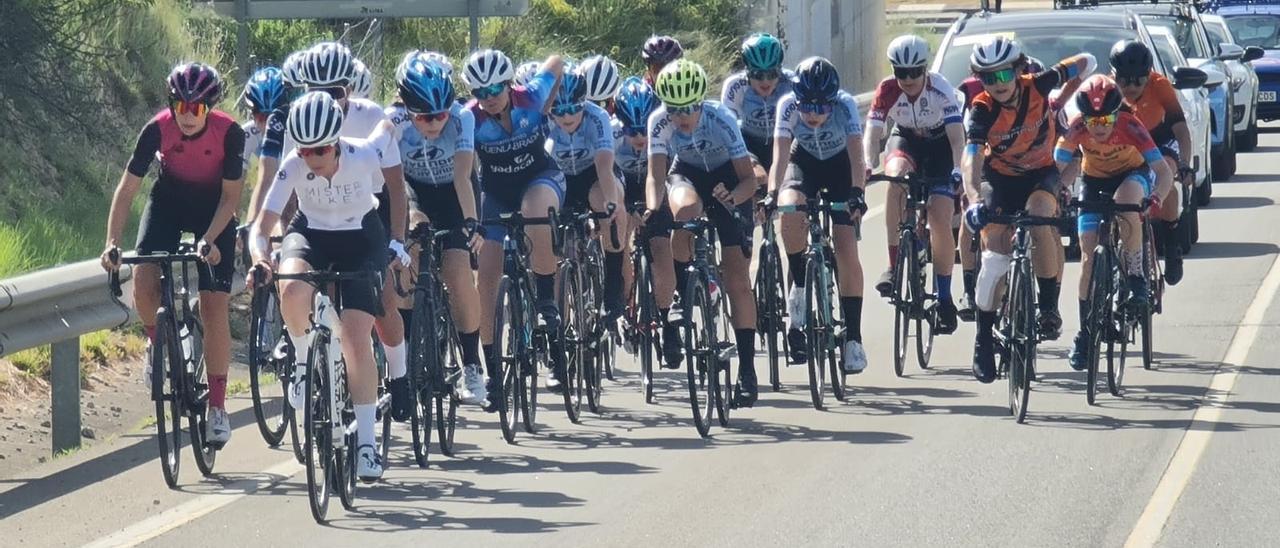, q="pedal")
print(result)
[715,341,737,363]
